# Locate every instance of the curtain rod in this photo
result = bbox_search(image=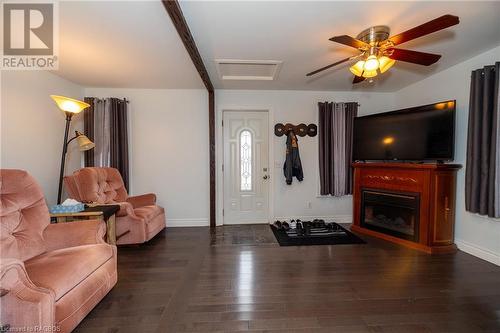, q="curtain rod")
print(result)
[321,102,361,107]
[93,97,129,103]
[340,102,361,107]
